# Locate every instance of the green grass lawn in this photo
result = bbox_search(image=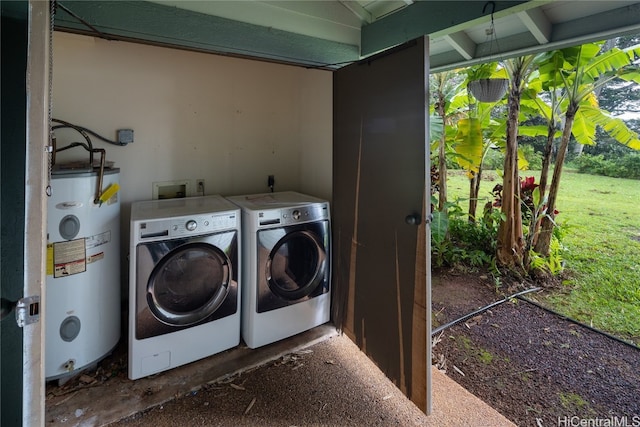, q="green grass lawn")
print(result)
[445,169,640,345]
